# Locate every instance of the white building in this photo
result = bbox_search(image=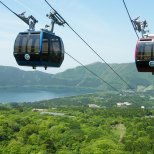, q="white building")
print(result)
[141,106,145,109]
[117,102,131,107]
